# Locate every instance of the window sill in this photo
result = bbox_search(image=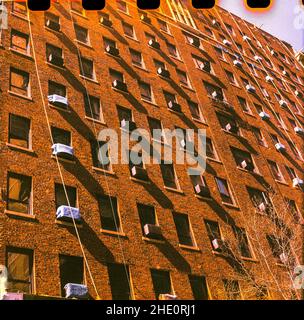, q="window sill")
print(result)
[8,91,32,101]
[192,118,208,125]
[130,177,151,184]
[206,157,222,164]
[221,129,241,137]
[85,116,106,125]
[55,220,83,228]
[9,47,33,59]
[169,55,183,63]
[142,236,165,244]
[243,111,255,117]
[71,10,88,19]
[275,180,289,186]
[44,26,61,33]
[6,143,34,153]
[168,108,183,115]
[222,202,240,210]
[133,64,149,73]
[141,99,158,107]
[100,229,128,238]
[11,12,29,21]
[46,62,66,71]
[125,35,139,42]
[112,87,129,94]
[51,155,76,164]
[74,39,93,49]
[164,186,184,194]
[195,194,213,201]
[49,103,70,113]
[241,256,259,263]
[92,167,116,176]
[79,75,99,84]
[5,210,37,221]
[179,244,201,252]
[180,84,196,92]
[117,9,131,17]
